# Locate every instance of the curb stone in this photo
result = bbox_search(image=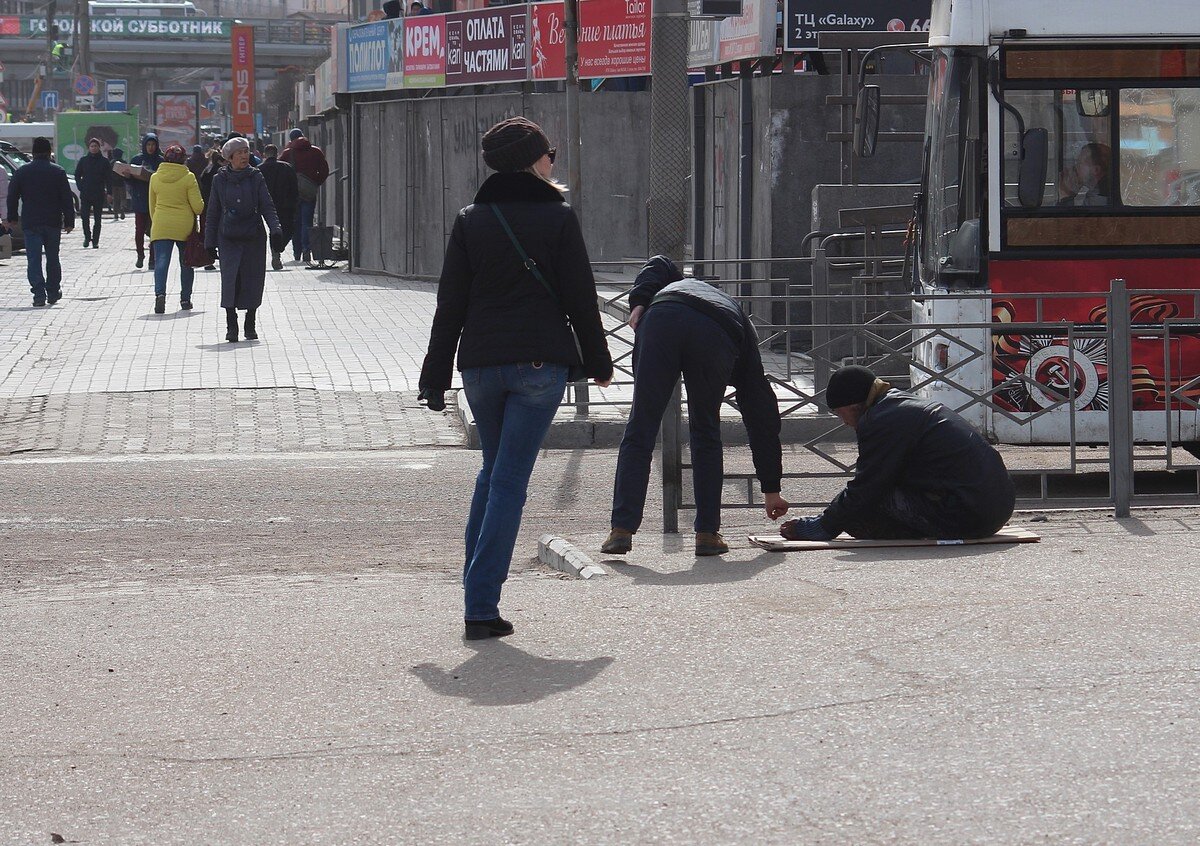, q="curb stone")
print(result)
[538,534,607,579]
